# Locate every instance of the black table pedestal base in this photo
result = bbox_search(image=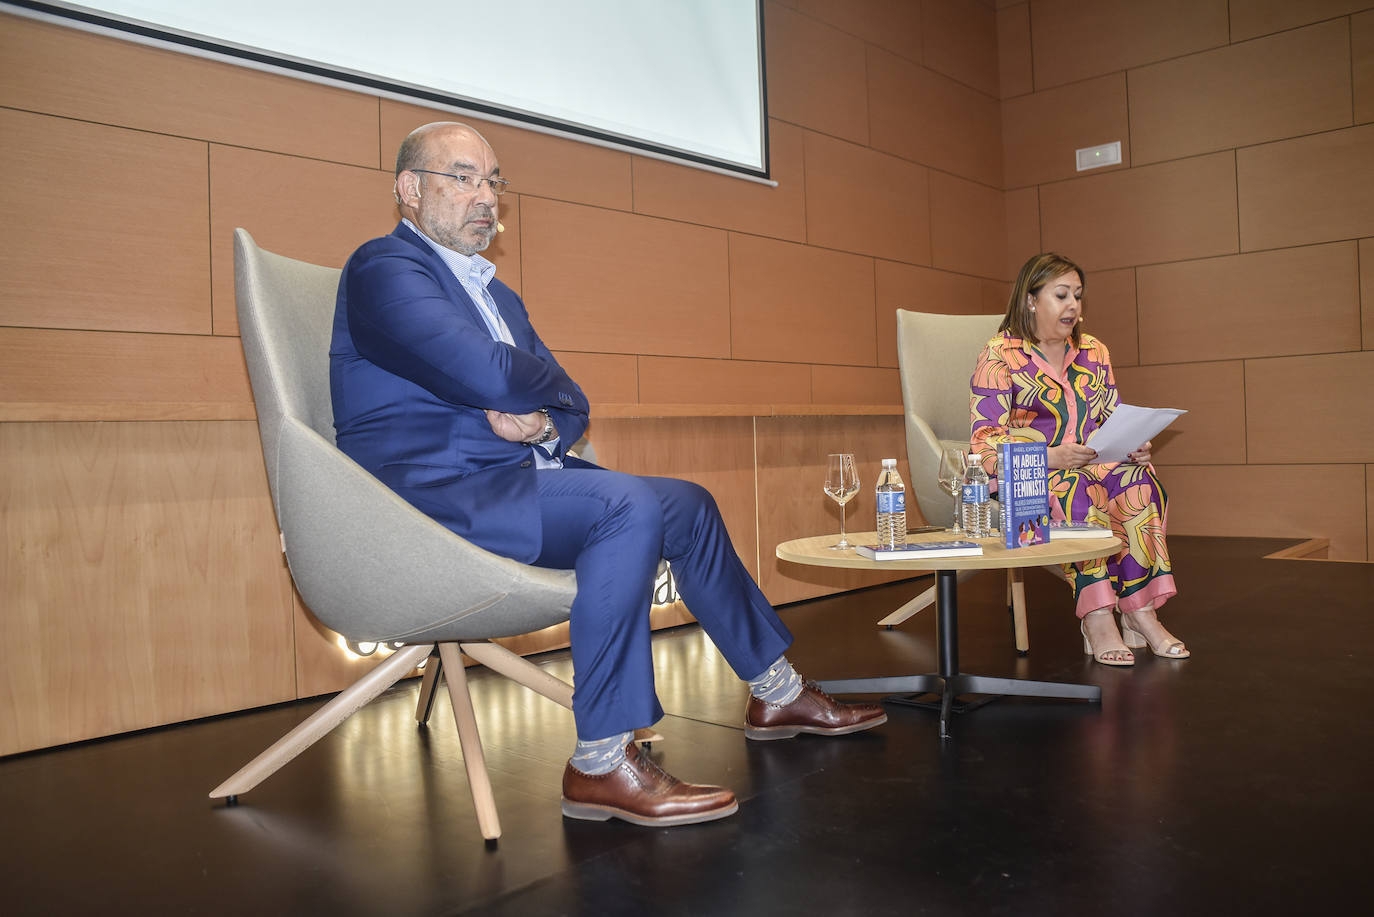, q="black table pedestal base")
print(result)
[815,570,1101,738]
